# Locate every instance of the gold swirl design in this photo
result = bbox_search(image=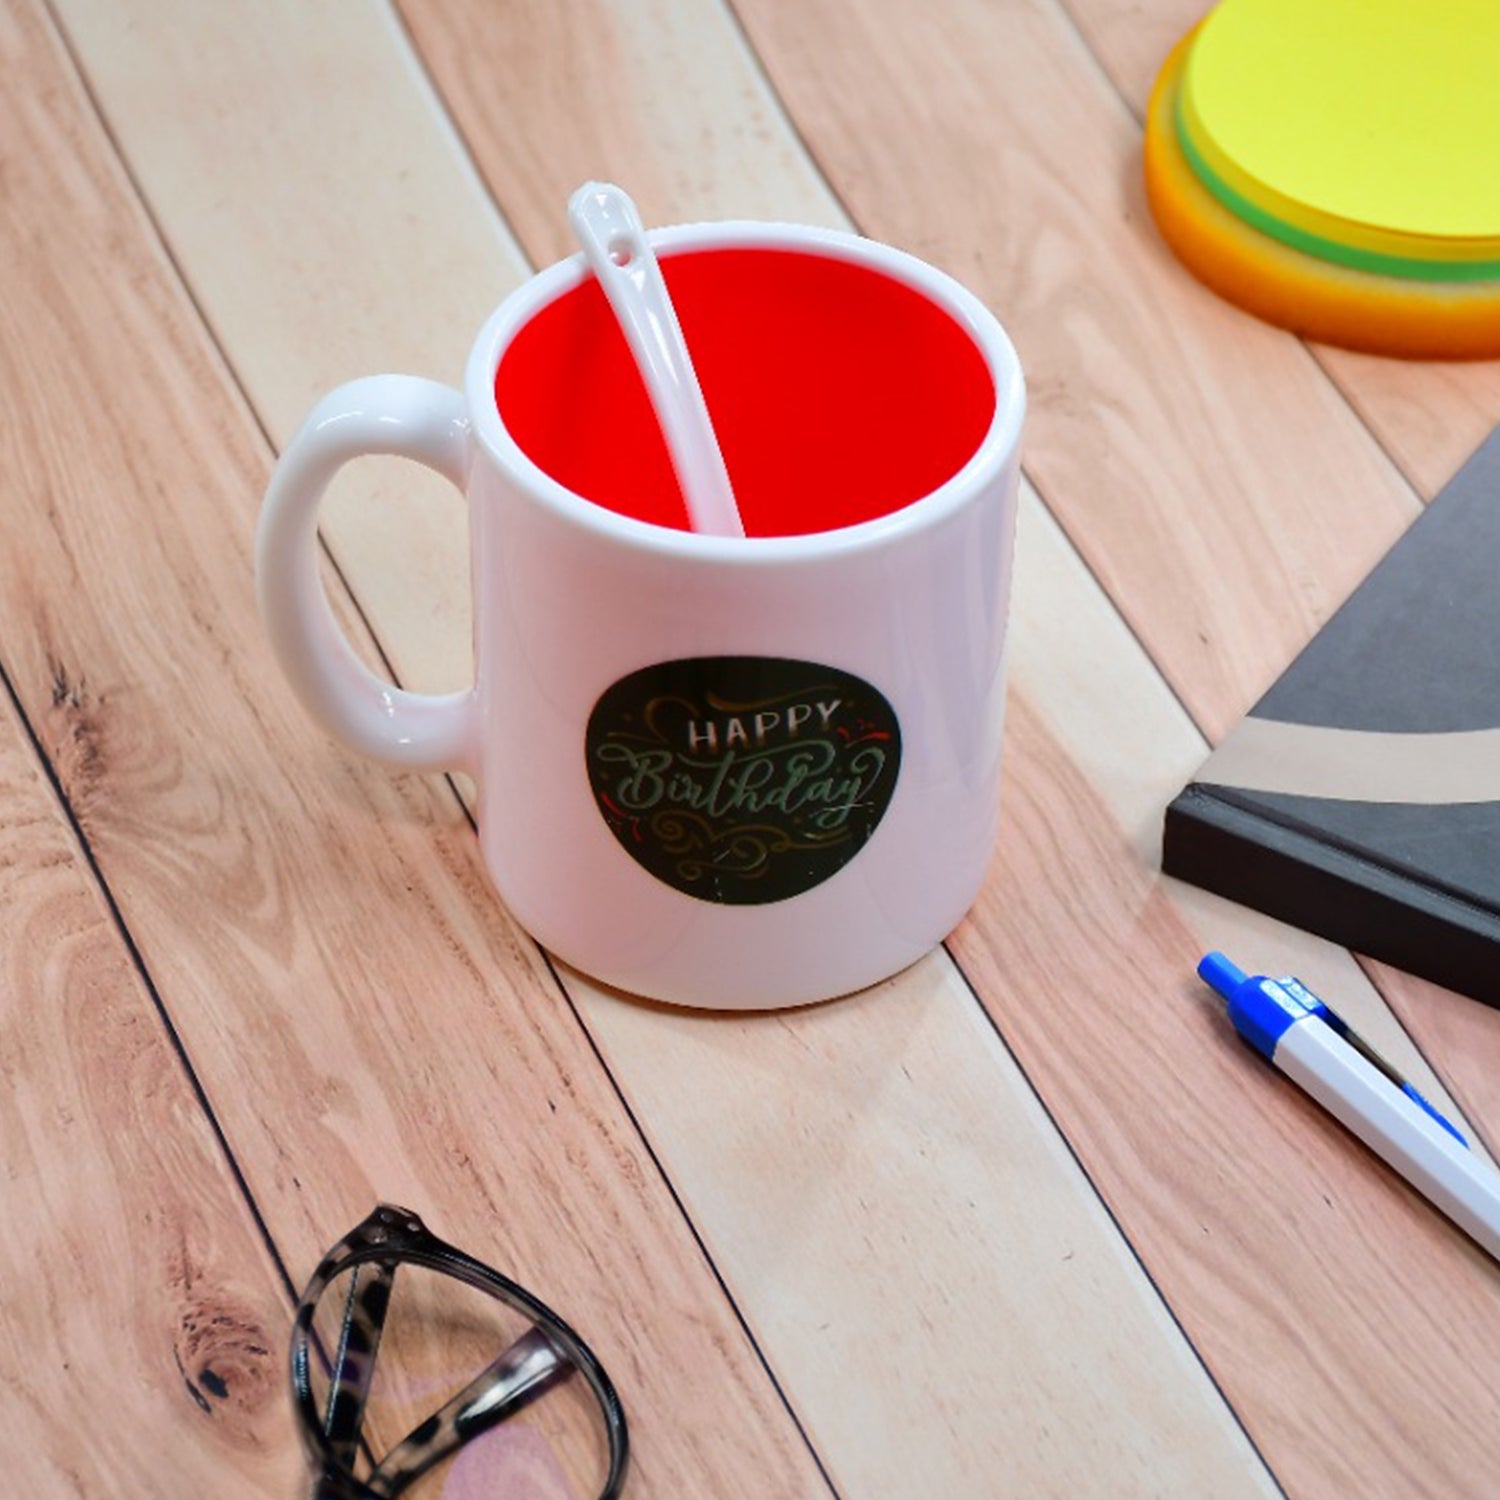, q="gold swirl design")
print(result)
[652,816,822,883]
[651,810,714,855]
